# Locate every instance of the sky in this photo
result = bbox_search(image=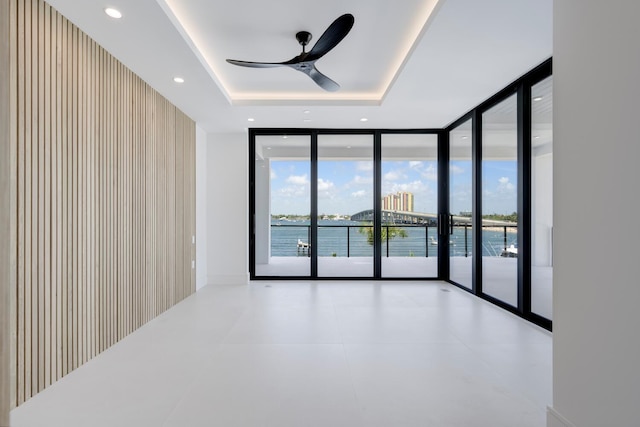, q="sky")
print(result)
[269,159,517,216]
